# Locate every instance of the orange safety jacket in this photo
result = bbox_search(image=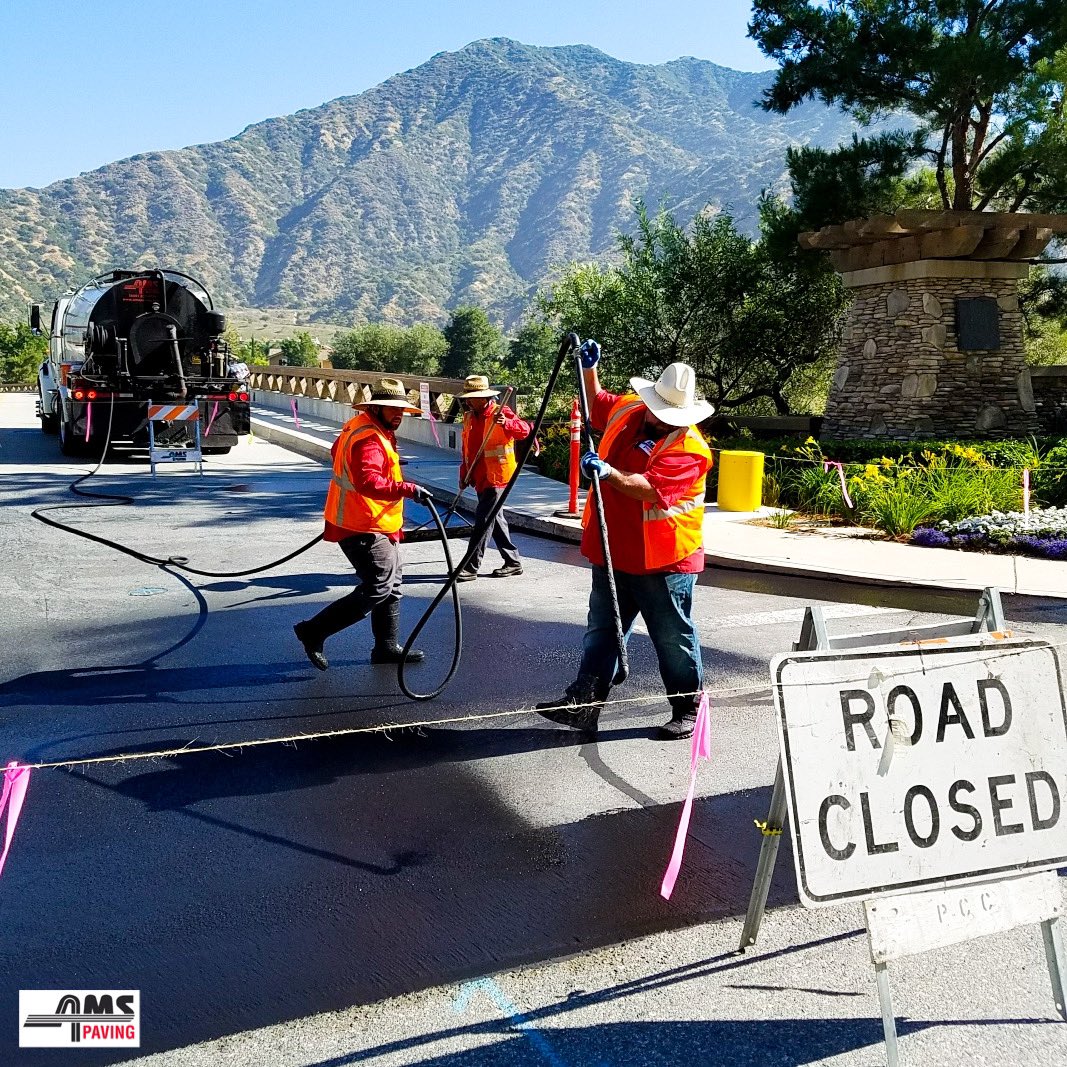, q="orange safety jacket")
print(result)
[586,395,713,569]
[462,402,518,487]
[324,412,404,535]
